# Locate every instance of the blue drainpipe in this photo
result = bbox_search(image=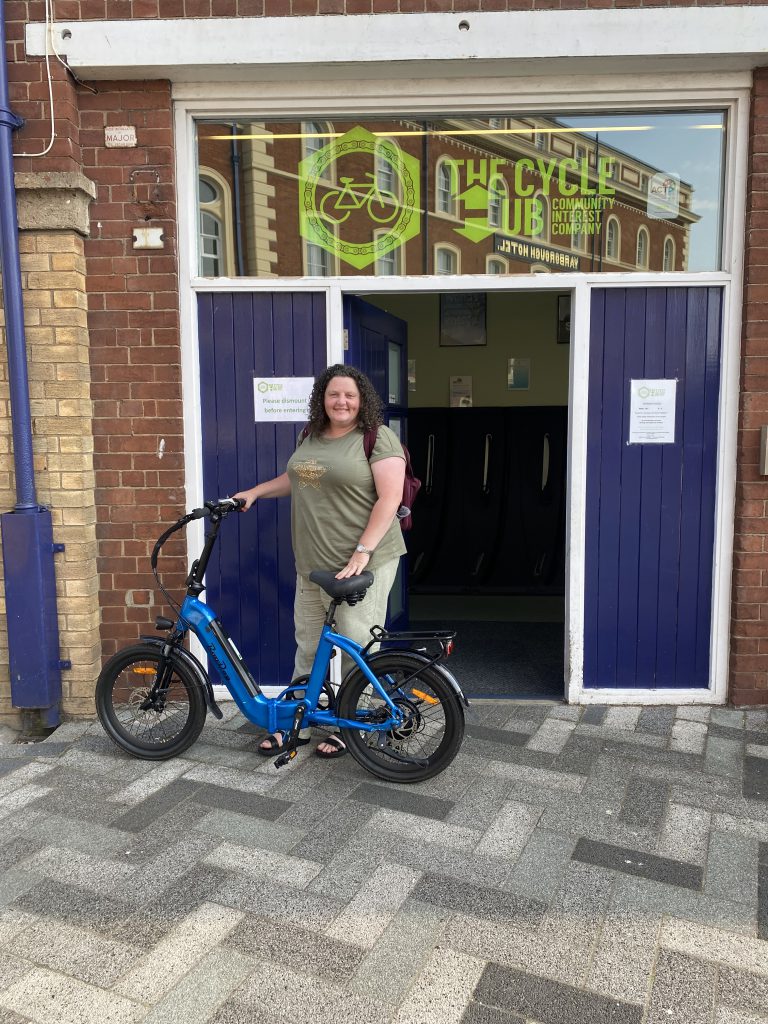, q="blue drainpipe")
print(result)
[0,7,62,729]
